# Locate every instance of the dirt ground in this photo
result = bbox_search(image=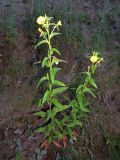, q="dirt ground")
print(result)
[0,0,120,159]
